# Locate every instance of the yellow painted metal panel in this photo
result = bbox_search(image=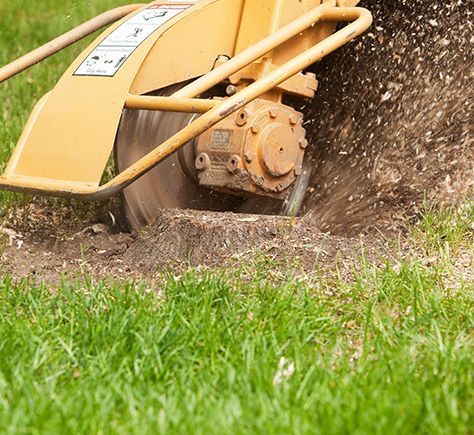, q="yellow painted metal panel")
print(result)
[131,0,245,95]
[3,0,243,187]
[233,0,337,90]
